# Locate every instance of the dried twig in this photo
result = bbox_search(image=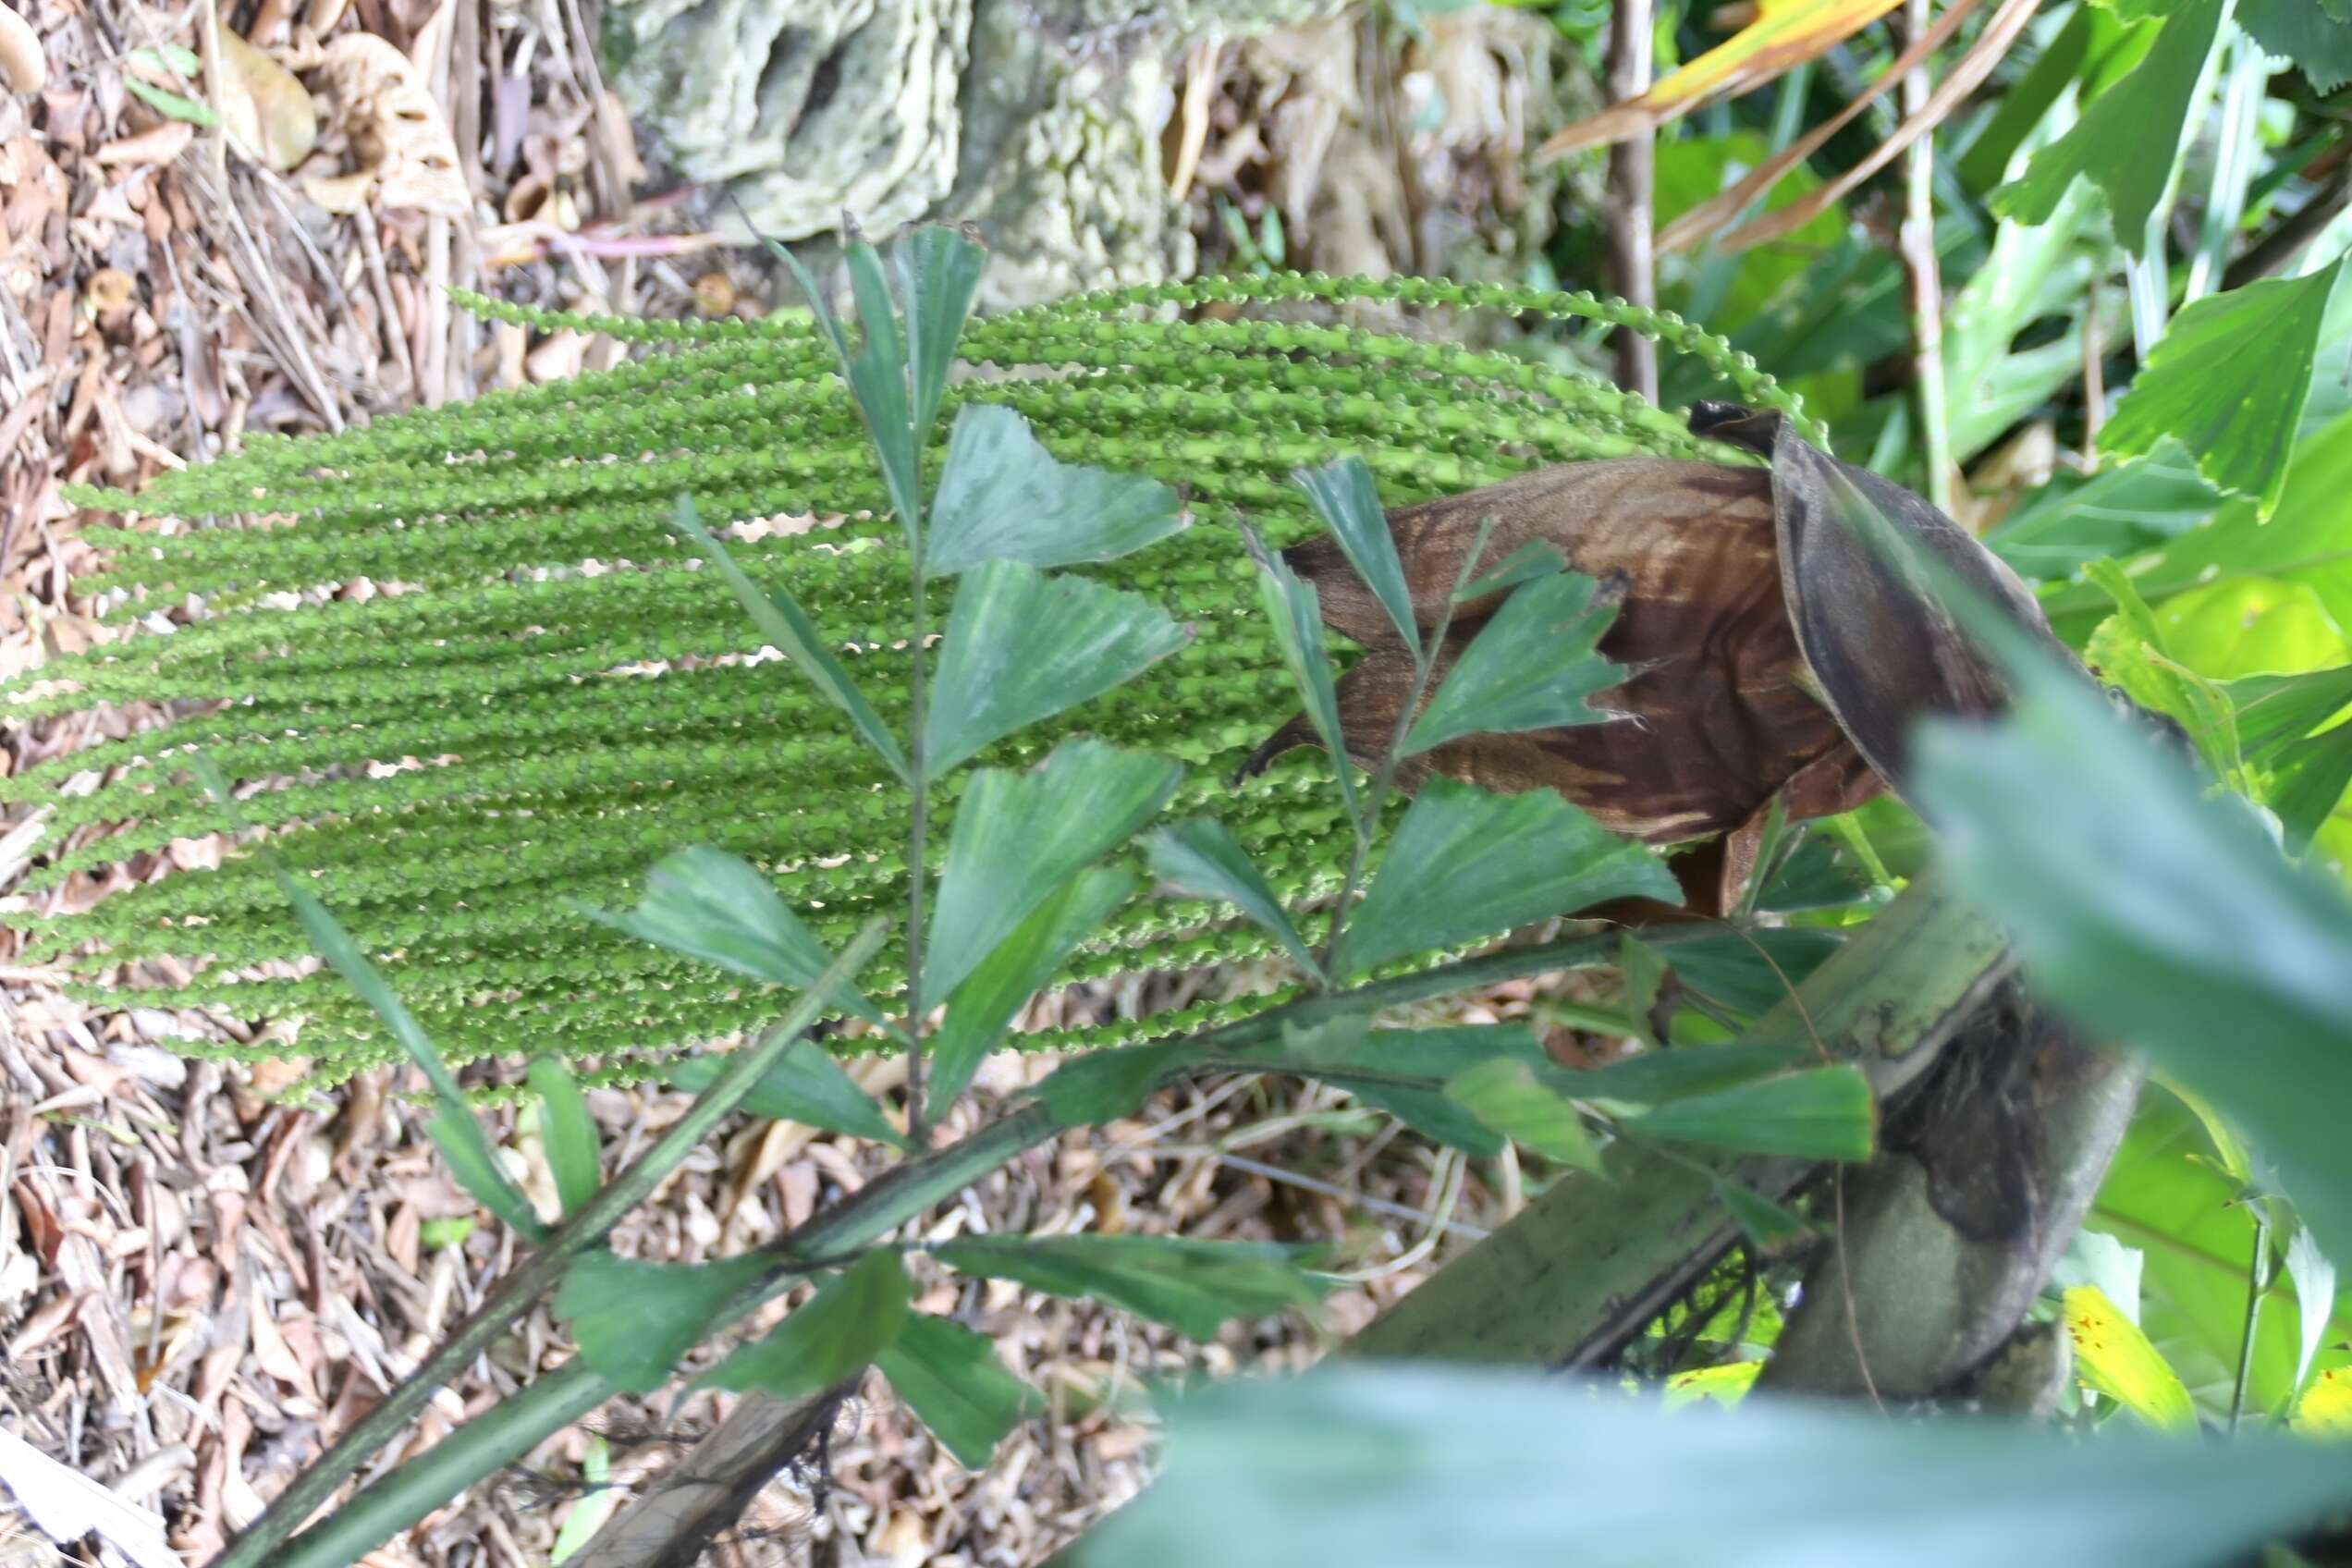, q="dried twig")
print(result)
[1712,0,2040,257]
